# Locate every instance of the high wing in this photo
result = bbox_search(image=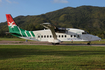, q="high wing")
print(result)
[41,23,57,39]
